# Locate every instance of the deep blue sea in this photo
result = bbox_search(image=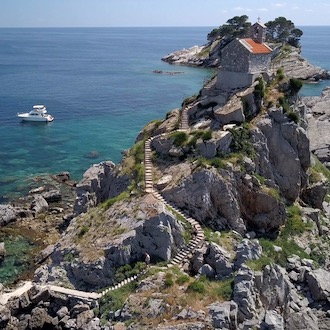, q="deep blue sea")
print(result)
[0,26,329,201]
